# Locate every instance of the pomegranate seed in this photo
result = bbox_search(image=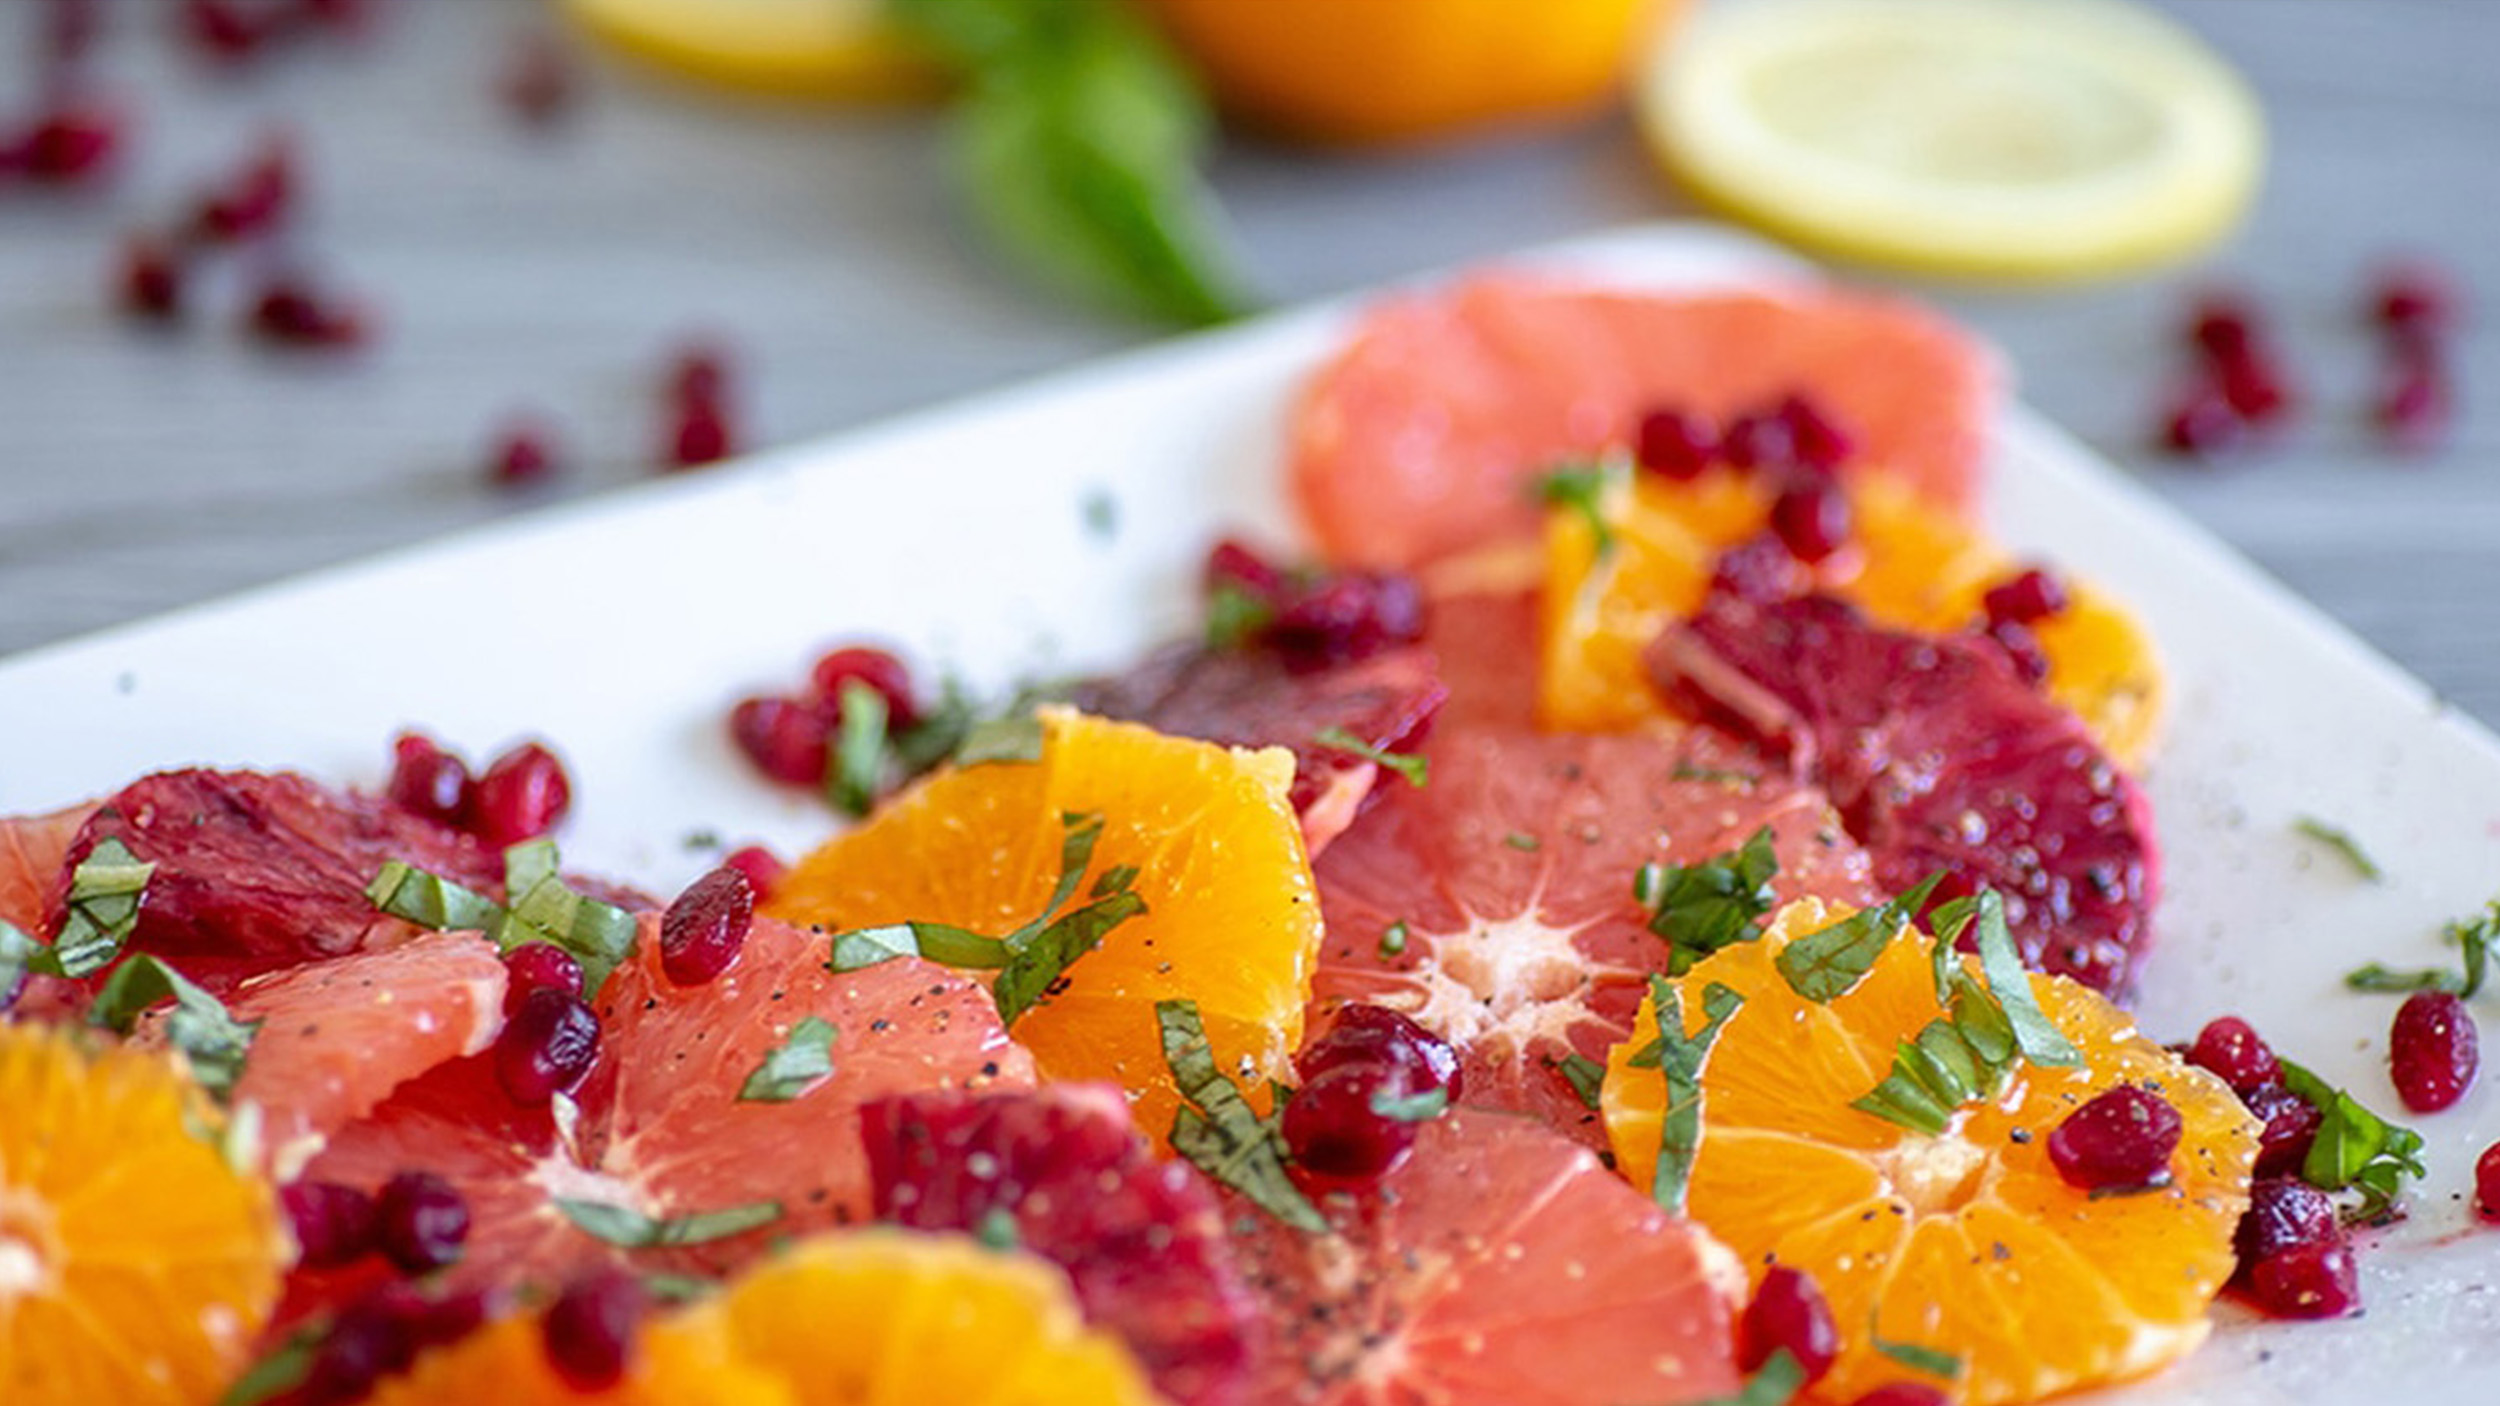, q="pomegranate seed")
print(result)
[2234,1176,2341,1272]
[720,844,787,900]
[494,988,600,1105]
[2186,1016,2281,1095]
[2370,259,2460,340]
[2159,382,2247,458]
[282,1179,377,1269]
[809,646,919,731]
[660,865,754,987]
[113,233,186,321]
[2188,295,2254,361]
[178,0,271,62]
[485,417,561,489]
[729,694,830,787]
[1719,409,1795,474]
[666,339,731,405]
[1296,1004,1464,1102]
[373,1171,470,1275]
[472,742,572,846]
[1202,537,1286,601]
[2476,1141,2500,1220]
[2373,347,2452,454]
[246,274,368,349]
[296,1292,417,1404]
[2216,354,2290,424]
[666,395,734,469]
[2388,988,2478,1112]
[1707,531,1809,605]
[190,129,294,244]
[402,1285,494,1349]
[1737,1265,1840,1384]
[2242,1081,2324,1178]
[386,731,474,830]
[2047,1083,2182,1190]
[1266,571,1426,672]
[2245,1239,2360,1319]
[1635,406,1717,480]
[1776,394,1855,473]
[15,95,122,185]
[1768,480,1850,564]
[542,1268,647,1391]
[1281,1061,1423,1181]
[500,942,584,1018]
[1851,1387,1950,1406]
[499,31,577,128]
[1982,618,2051,687]
[1981,567,2069,628]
